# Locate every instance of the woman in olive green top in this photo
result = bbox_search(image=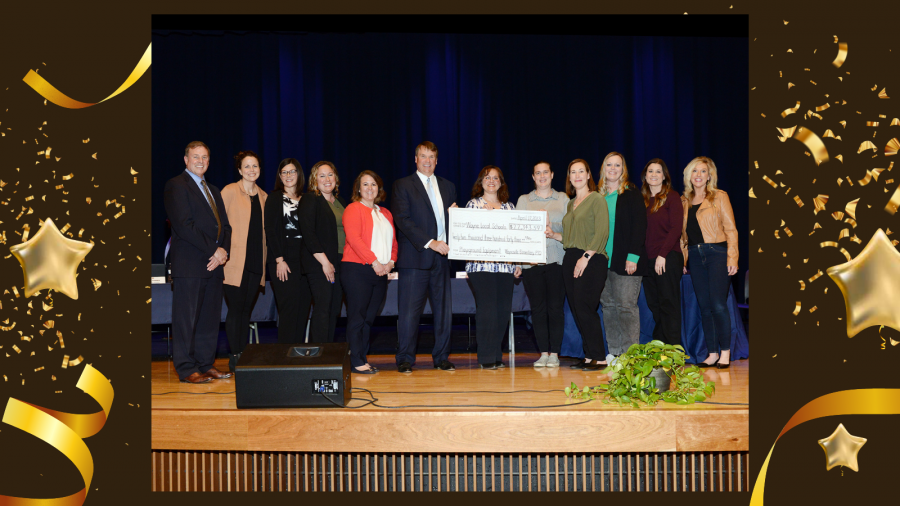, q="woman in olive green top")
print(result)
[556,158,610,371]
[298,161,348,343]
